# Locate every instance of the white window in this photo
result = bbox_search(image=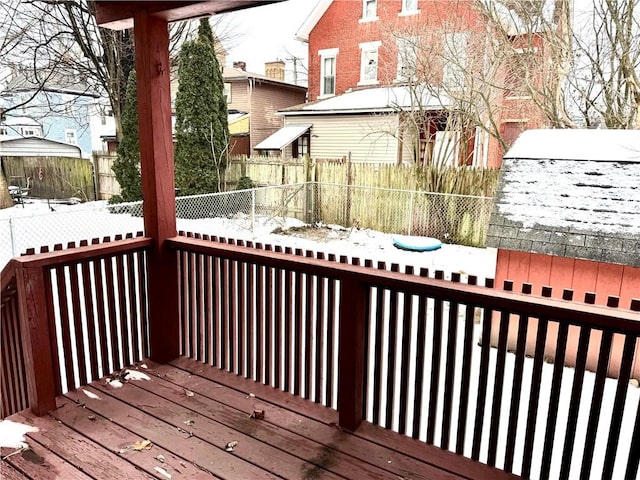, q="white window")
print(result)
[21,127,37,136]
[224,82,232,103]
[400,0,418,14]
[396,36,418,81]
[65,129,77,145]
[319,48,338,97]
[0,127,7,135]
[360,0,378,22]
[442,32,469,89]
[359,41,381,85]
